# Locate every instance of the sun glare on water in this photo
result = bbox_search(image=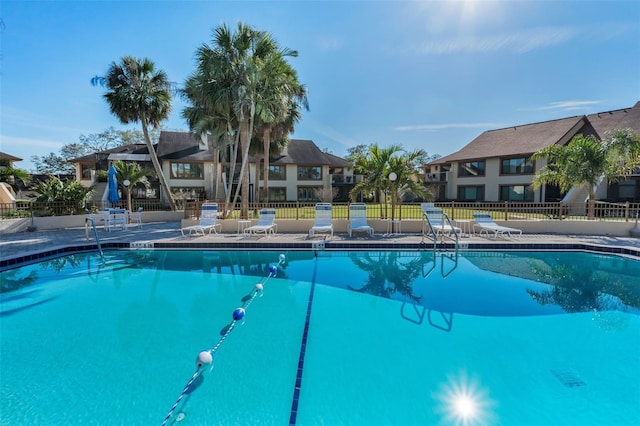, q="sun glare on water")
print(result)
[434,371,496,426]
